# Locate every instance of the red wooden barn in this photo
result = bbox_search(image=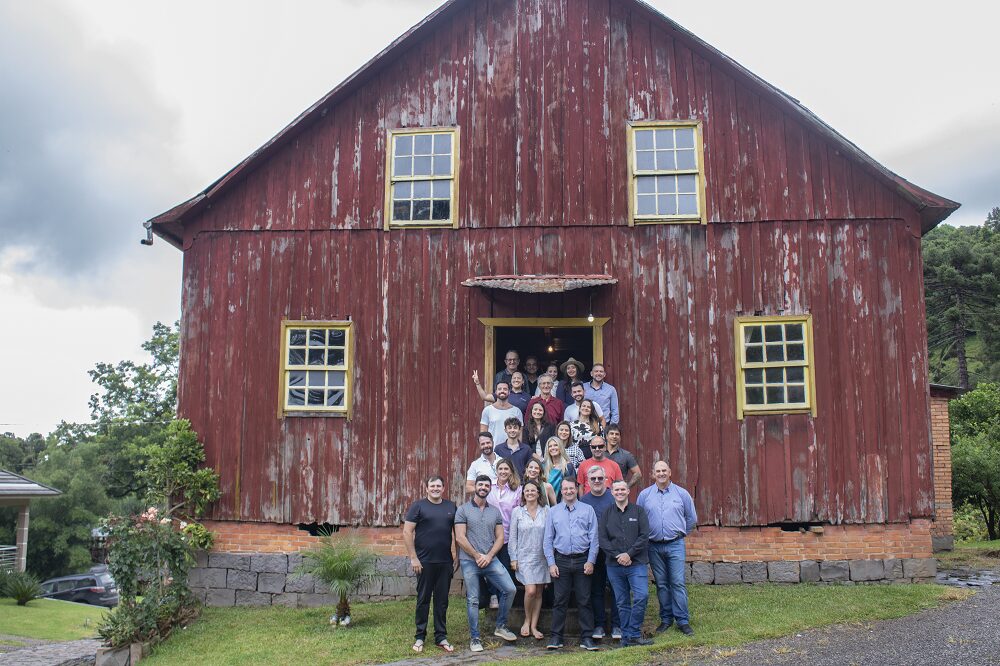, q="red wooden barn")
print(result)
[147,0,958,602]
